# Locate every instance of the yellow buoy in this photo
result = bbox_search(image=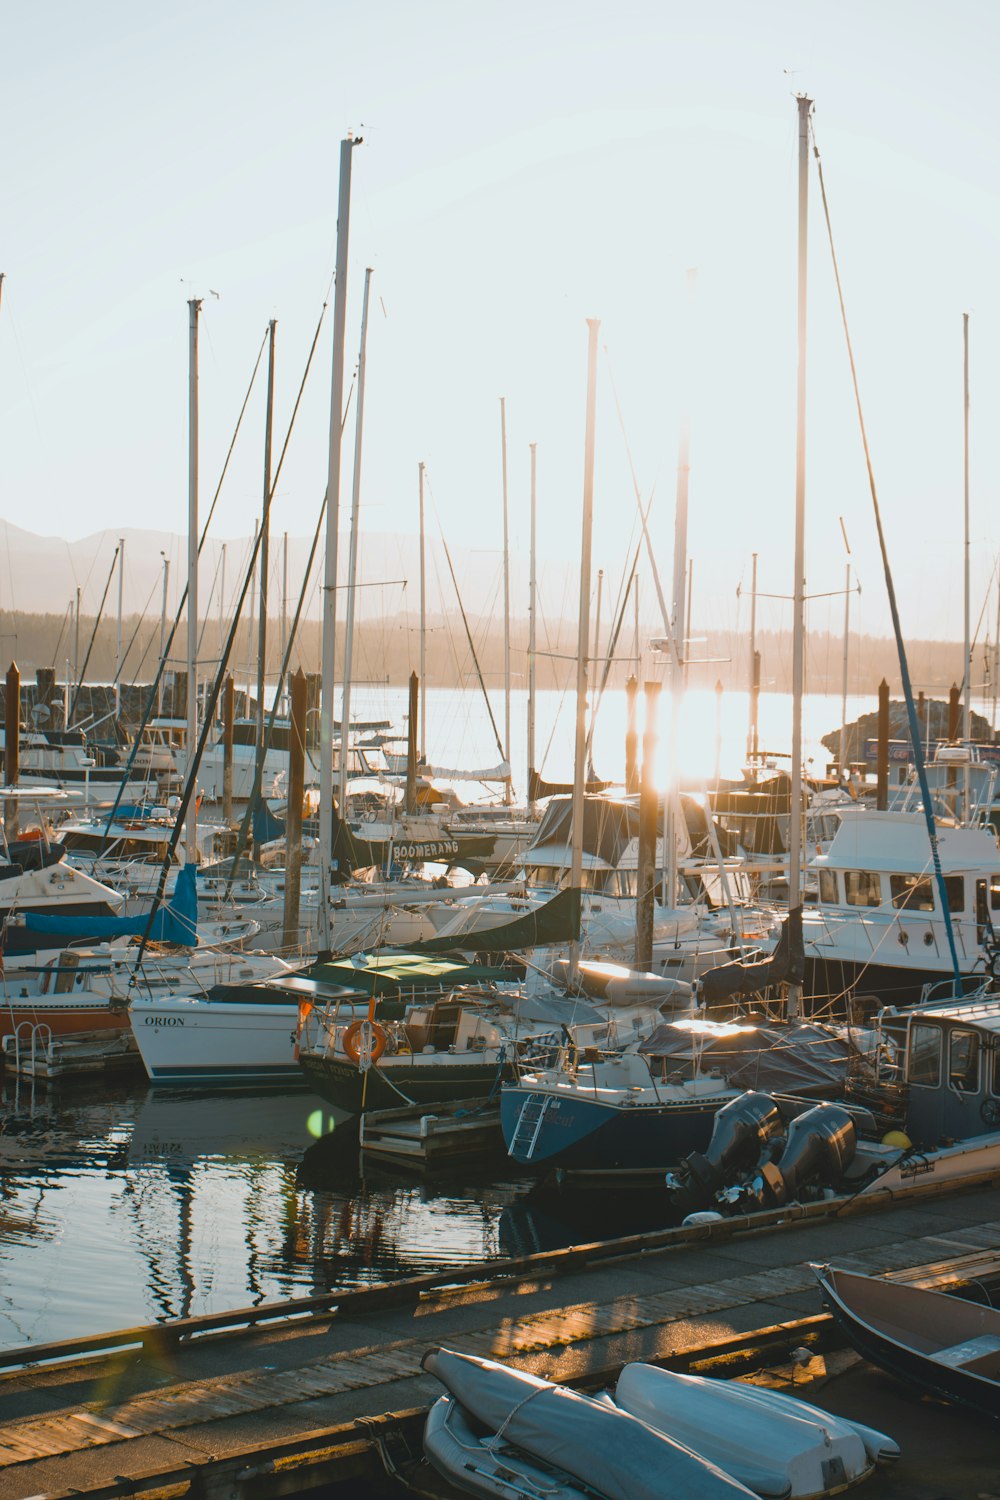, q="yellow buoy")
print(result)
[882,1129,912,1149]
